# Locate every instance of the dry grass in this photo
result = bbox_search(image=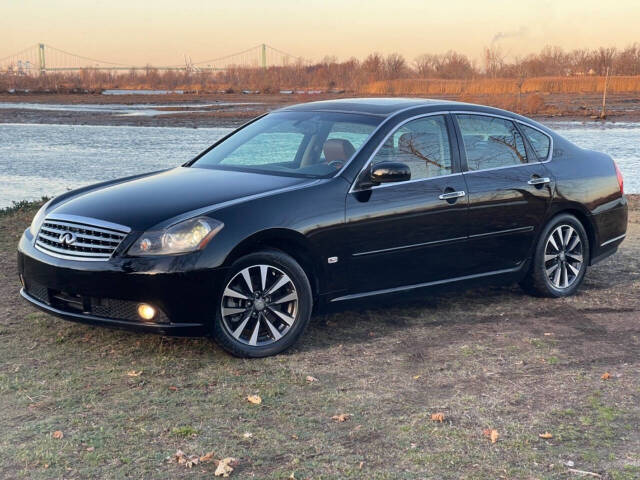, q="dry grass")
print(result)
[0,201,639,479]
[361,76,640,96]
